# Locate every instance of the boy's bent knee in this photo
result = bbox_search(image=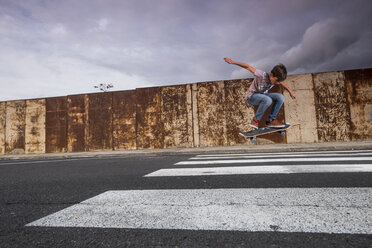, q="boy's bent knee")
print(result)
[261,97,272,106]
[271,93,284,103]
